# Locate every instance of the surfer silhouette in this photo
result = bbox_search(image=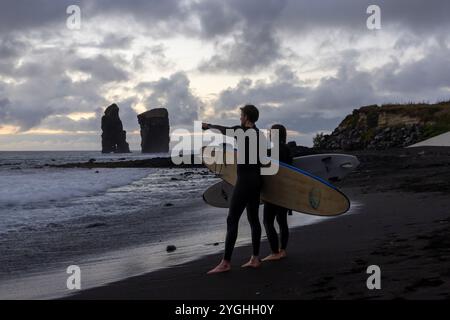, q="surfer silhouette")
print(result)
[262,124,293,261]
[202,105,263,274]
